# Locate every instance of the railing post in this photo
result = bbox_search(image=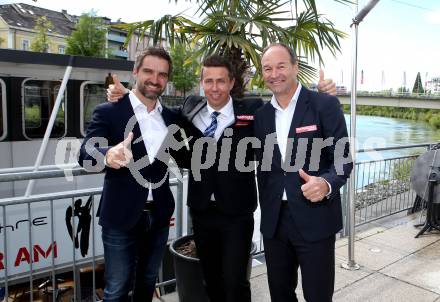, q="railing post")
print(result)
[27,202,34,300]
[343,3,361,271]
[342,0,380,271]
[344,0,360,271]
[2,206,8,300]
